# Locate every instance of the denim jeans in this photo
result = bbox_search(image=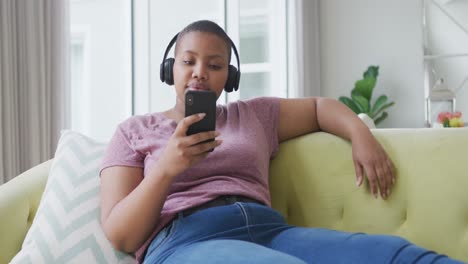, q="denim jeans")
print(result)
[143,202,464,264]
